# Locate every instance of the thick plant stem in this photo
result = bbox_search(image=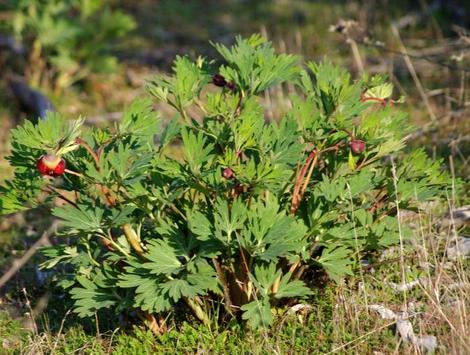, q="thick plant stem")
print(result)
[186,297,210,327]
[213,259,234,315]
[239,248,252,301]
[272,258,301,294]
[293,142,345,212]
[137,311,165,335]
[272,278,281,295]
[282,142,347,287]
[291,150,317,214]
[300,154,319,197]
[123,224,144,257]
[278,150,320,292]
